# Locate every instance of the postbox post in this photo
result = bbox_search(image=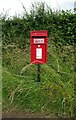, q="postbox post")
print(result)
[37,64,40,82]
